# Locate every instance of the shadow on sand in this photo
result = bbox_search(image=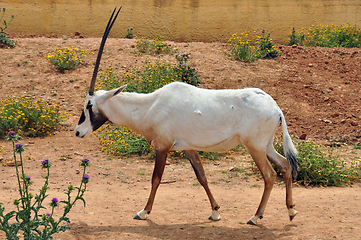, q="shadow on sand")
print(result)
[68,219,298,239]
